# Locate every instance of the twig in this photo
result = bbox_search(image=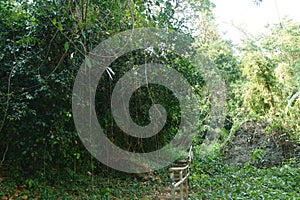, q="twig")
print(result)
[0,142,9,167]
